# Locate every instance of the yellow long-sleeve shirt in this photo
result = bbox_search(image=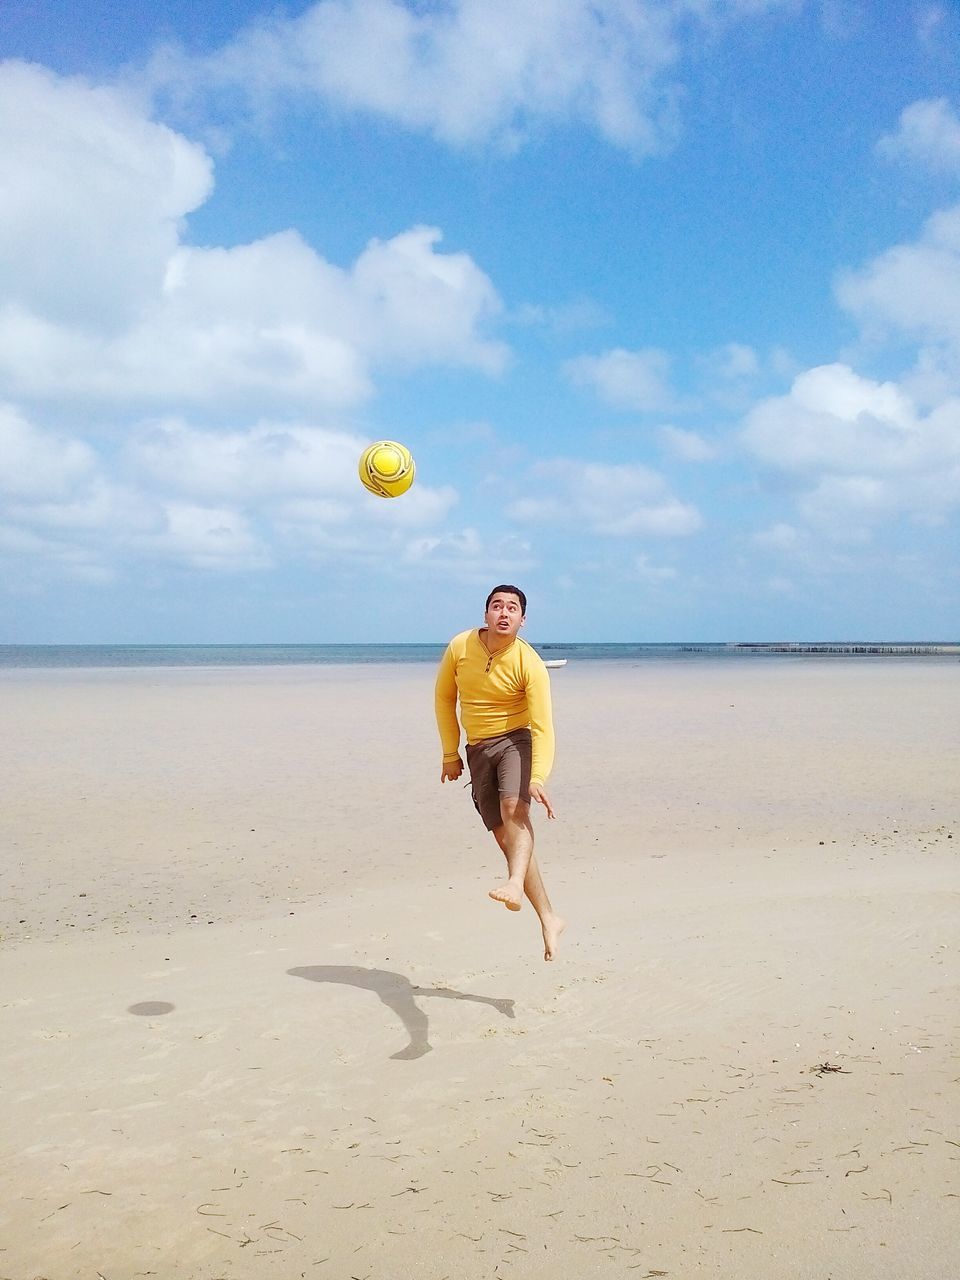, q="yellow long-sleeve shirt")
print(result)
[435,629,555,785]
